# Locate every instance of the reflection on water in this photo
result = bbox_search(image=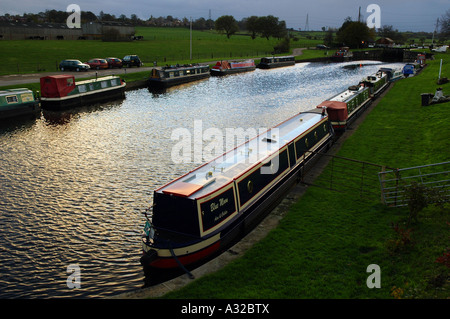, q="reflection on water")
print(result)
[0,61,403,298]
